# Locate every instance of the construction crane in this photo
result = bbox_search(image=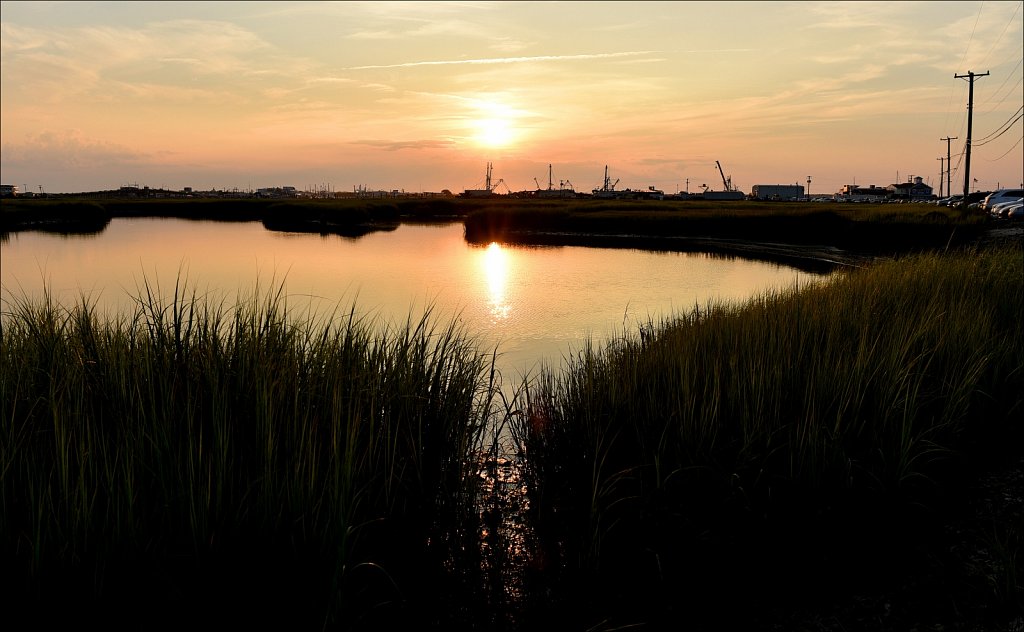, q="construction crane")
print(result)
[715,161,734,192]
